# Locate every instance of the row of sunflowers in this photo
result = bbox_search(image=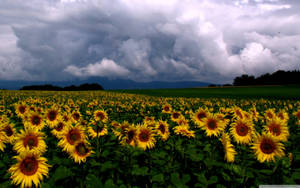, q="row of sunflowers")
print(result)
[0,90,300,187]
